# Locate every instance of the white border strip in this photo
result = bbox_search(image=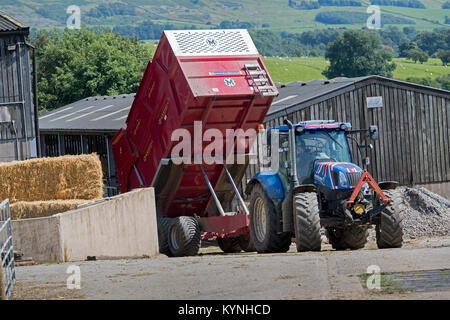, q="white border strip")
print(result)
[164,29,259,57]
